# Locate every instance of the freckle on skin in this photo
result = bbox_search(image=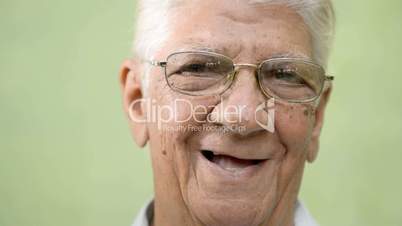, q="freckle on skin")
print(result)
[162,150,167,155]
